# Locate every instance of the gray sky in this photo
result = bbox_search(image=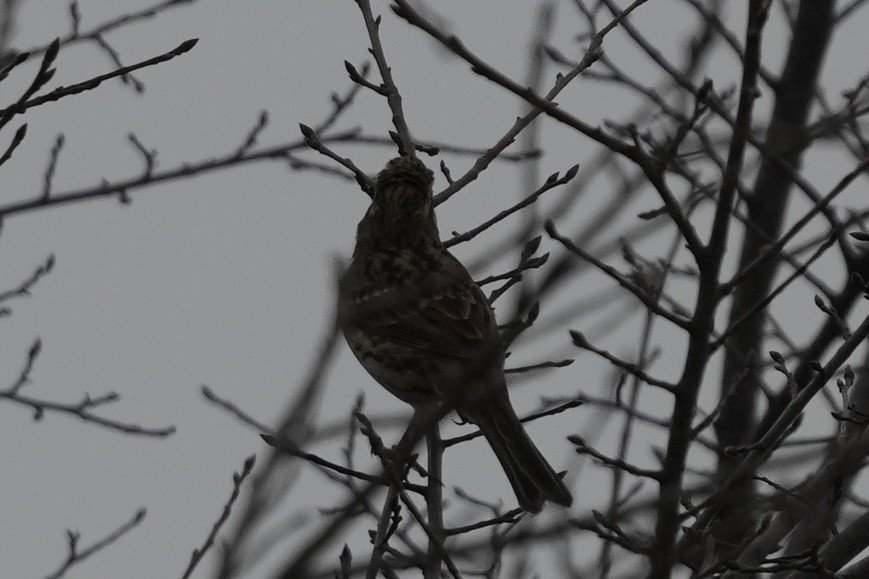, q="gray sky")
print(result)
[1,1,867,577]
